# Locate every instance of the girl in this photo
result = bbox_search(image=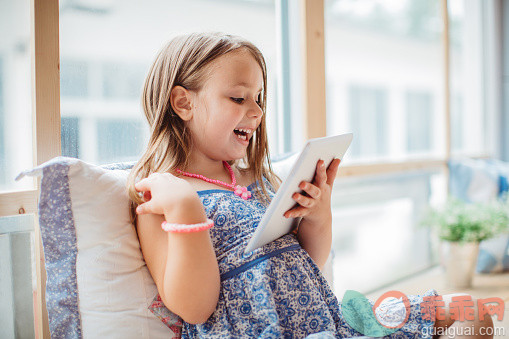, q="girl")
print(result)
[127,32,493,338]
